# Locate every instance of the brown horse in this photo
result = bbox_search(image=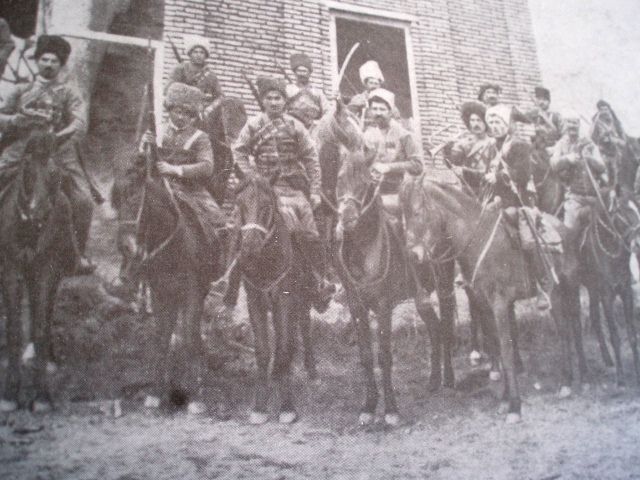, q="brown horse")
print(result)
[111,162,226,414]
[412,179,583,423]
[334,152,450,426]
[580,189,640,385]
[232,170,317,424]
[0,131,78,412]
